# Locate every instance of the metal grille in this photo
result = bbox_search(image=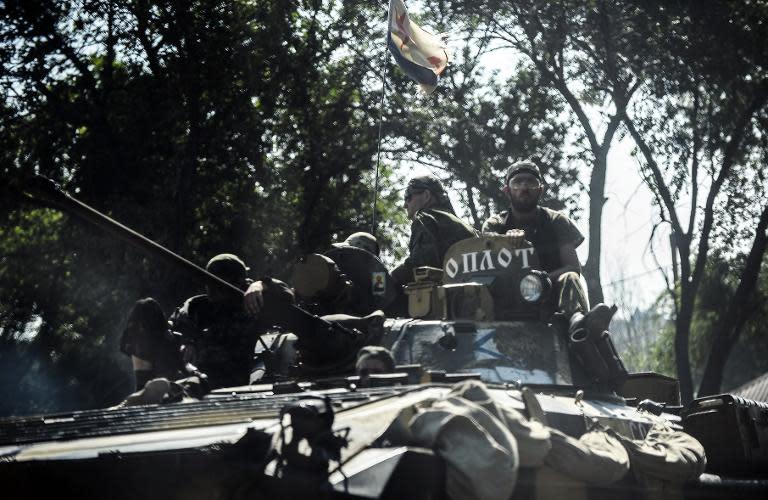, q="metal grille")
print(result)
[0,387,402,446]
